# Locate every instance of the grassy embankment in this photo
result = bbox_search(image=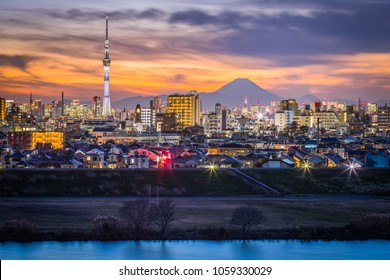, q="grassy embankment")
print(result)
[0,169,264,196]
[0,168,389,196]
[241,168,390,195]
